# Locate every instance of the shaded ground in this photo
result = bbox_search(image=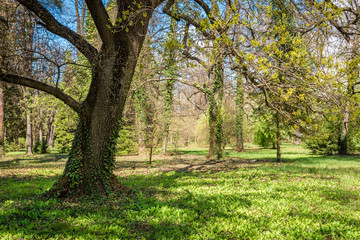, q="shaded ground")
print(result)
[1,144,360,239]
